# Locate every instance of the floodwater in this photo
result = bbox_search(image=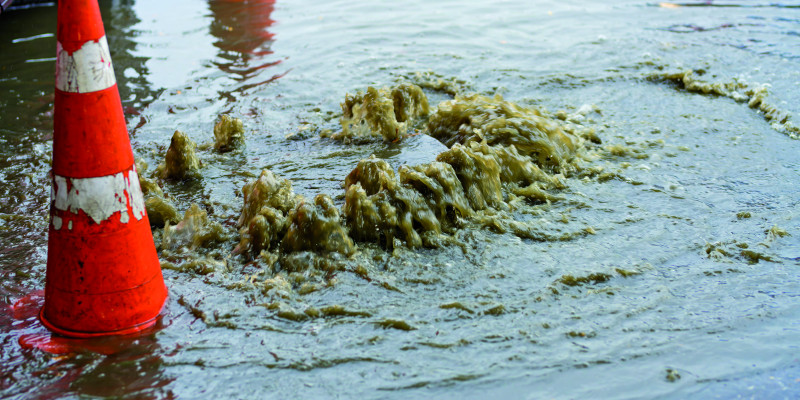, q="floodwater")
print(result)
[2,0,800,398]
